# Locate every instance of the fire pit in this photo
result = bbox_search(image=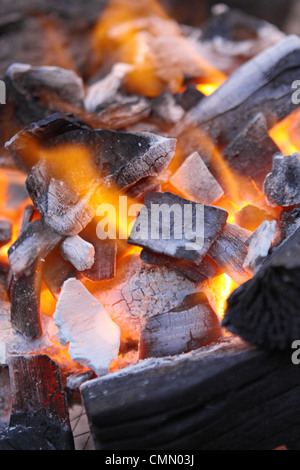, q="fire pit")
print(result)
[1,0,300,451]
